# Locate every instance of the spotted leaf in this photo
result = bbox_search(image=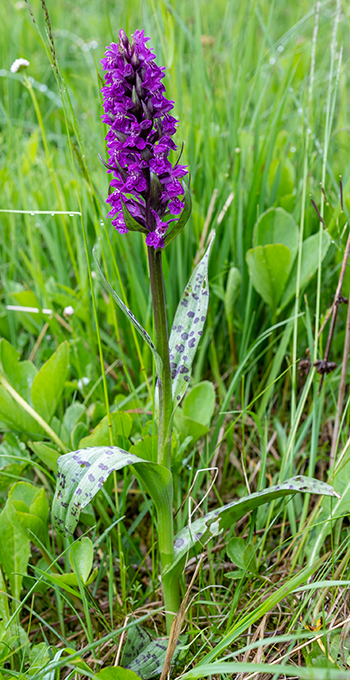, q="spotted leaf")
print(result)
[93,246,163,379]
[121,622,184,679]
[169,233,215,407]
[52,446,172,537]
[164,476,339,579]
